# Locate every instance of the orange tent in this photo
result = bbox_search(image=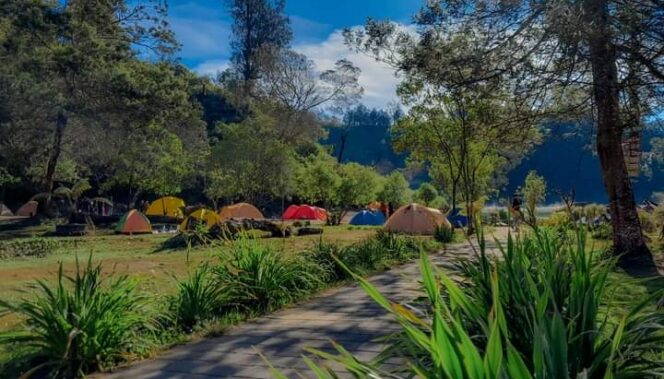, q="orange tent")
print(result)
[384,203,451,235]
[116,210,152,234]
[219,203,264,220]
[16,201,38,217]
